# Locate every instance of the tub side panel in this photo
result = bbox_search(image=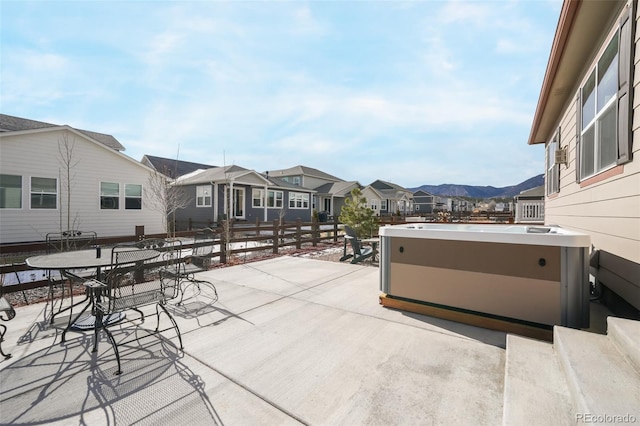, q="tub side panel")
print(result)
[389,238,561,282]
[389,264,562,325]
